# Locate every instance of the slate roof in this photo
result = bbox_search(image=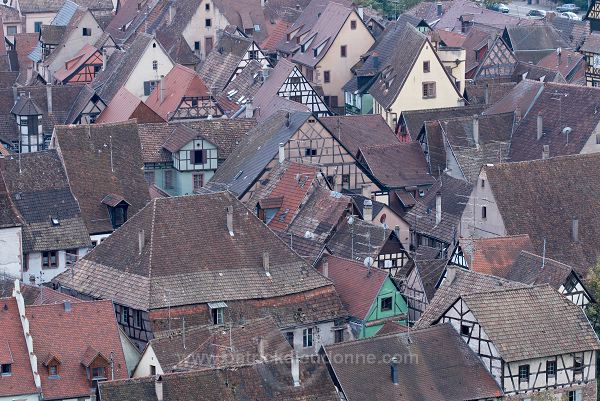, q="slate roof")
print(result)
[18,0,112,13]
[52,121,150,235]
[508,82,600,162]
[318,255,390,320]
[99,358,339,401]
[26,300,129,400]
[250,58,296,110]
[458,285,600,361]
[400,104,485,140]
[0,150,91,253]
[320,115,398,157]
[413,266,528,329]
[96,86,165,124]
[53,192,341,315]
[503,25,569,64]
[208,111,311,197]
[483,154,600,276]
[359,142,435,189]
[0,171,20,229]
[157,34,199,67]
[464,234,534,276]
[324,323,502,401]
[464,82,516,107]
